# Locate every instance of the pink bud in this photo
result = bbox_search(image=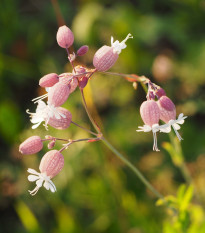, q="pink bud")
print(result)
[19,136,43,155]
[56,25,74,49]
[48,107,72,129]
[140,100,160,126]
[39,150,64,178]
[155,88,166,98]
[93,45,119,71]
[77,45,89,56]
[78,76,88,88]
[73,65,89,88]
[48,82,70,107]
[59,73,78,93]
[48,140,56,149]
[39,73,59,88]
[157,96,176,123]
